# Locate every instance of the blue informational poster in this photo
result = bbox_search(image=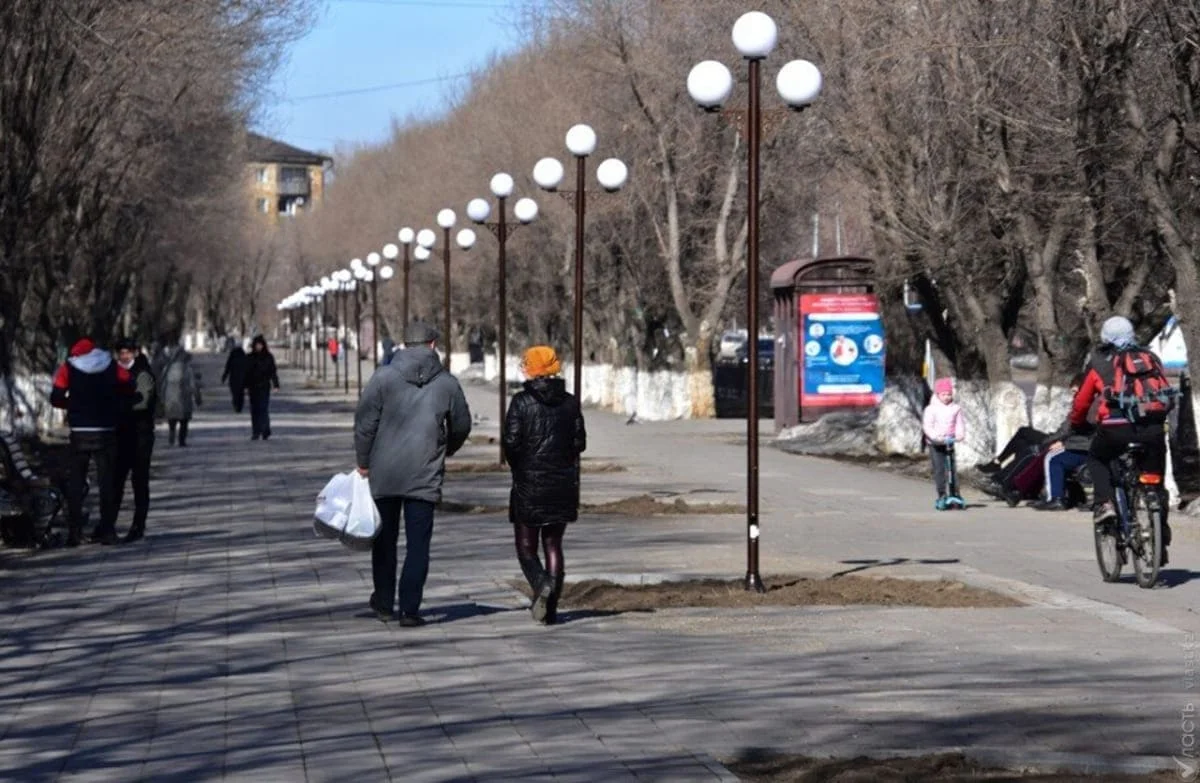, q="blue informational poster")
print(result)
[799,294,886,409]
